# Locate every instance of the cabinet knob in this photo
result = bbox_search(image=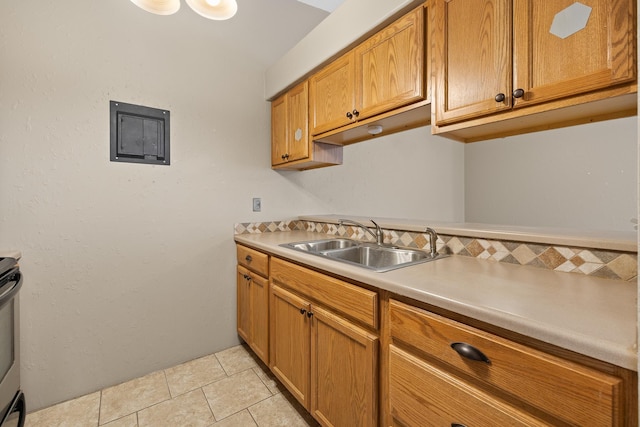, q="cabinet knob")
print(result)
[352,109,360,118]
[243,274,251,282]
[245,255,252,262]
[307,311,314,318]
[346,111,353,119]
[450,342,491,364]
[299,308,307,315]
[451,424,468,427]
[494,93,505,102]
[513,88,525,98]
